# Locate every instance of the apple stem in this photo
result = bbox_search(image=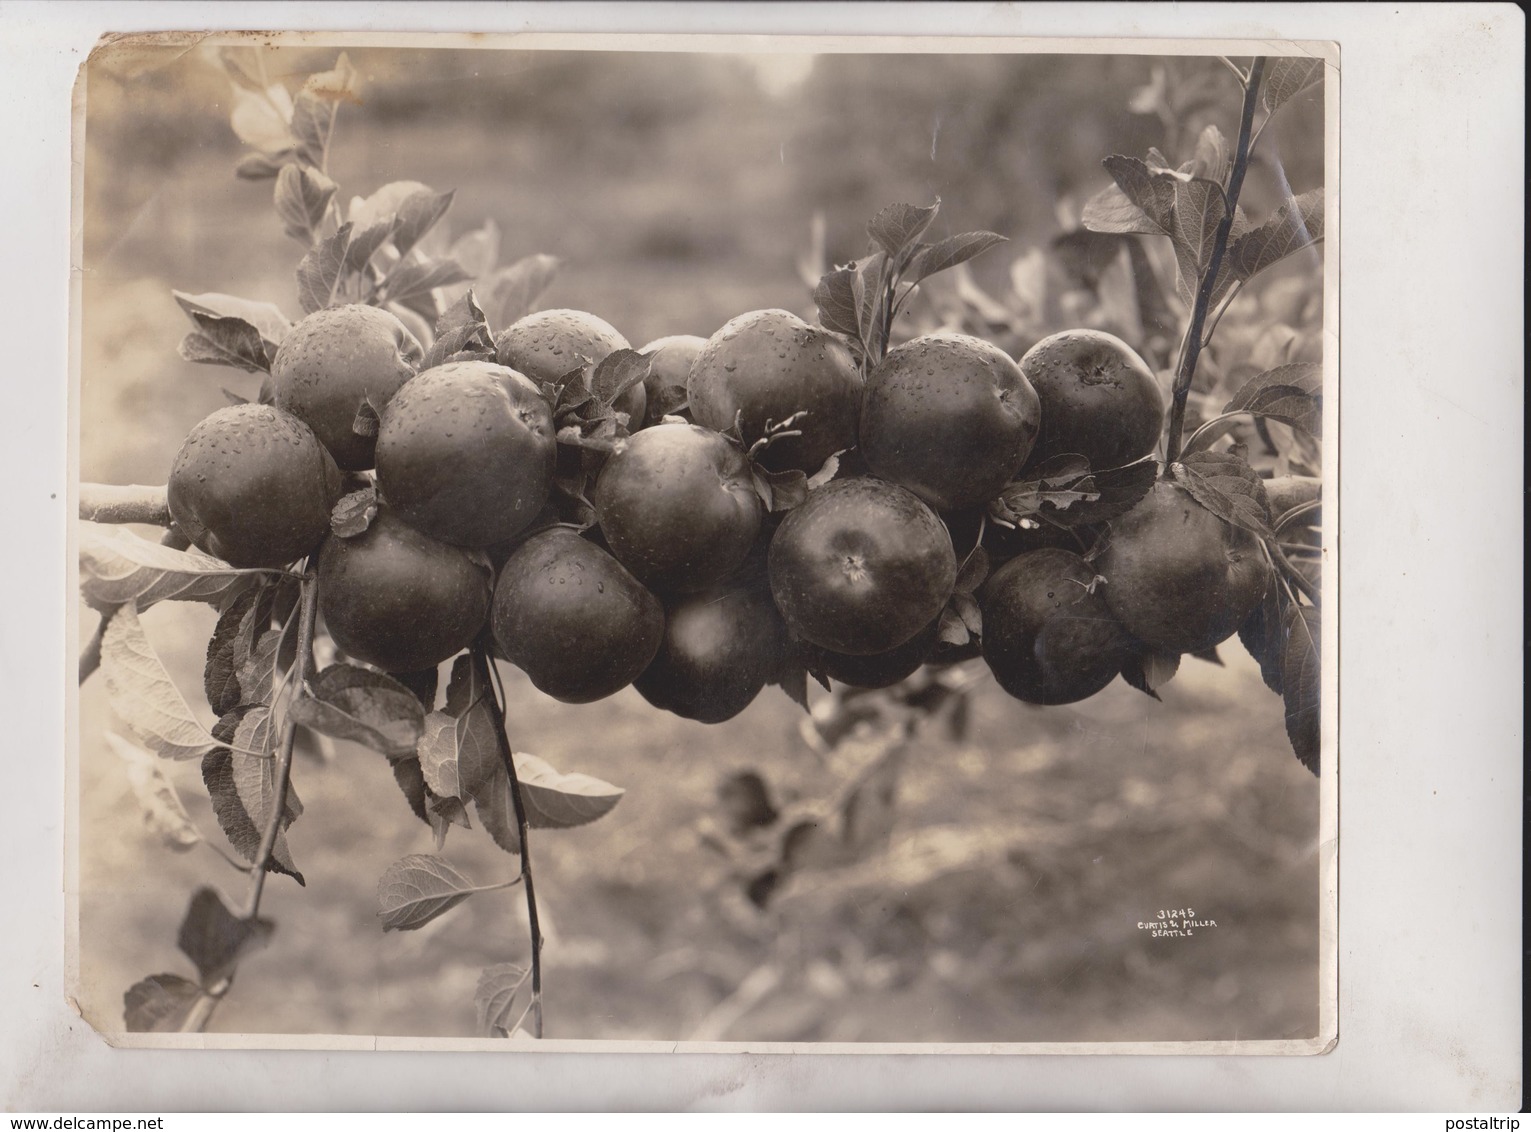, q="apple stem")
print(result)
[474,641,545,1039]
[1163,58,1267,466]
